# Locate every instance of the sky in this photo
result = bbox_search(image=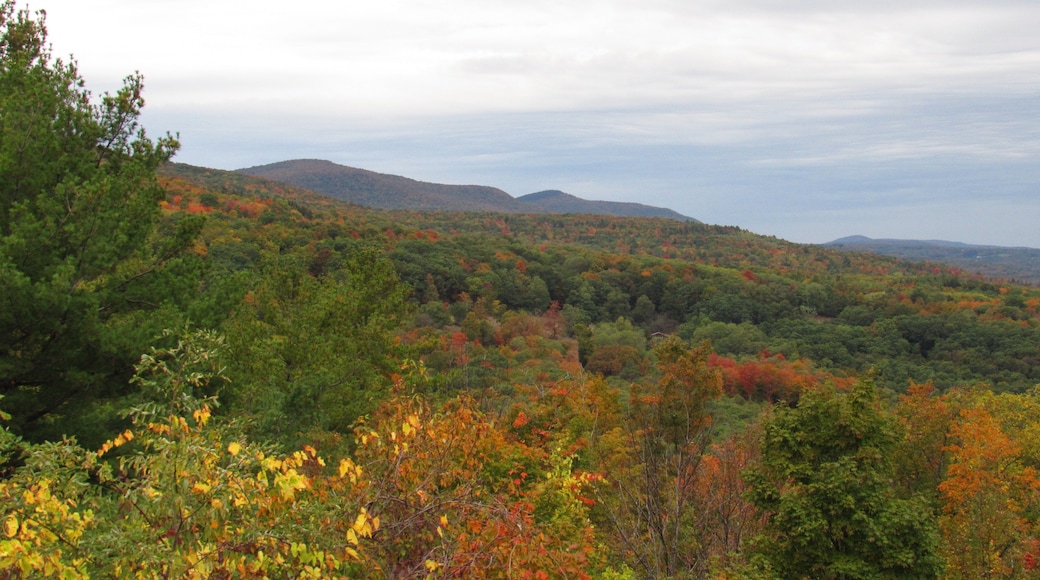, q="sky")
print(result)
[32,0,1040,247]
